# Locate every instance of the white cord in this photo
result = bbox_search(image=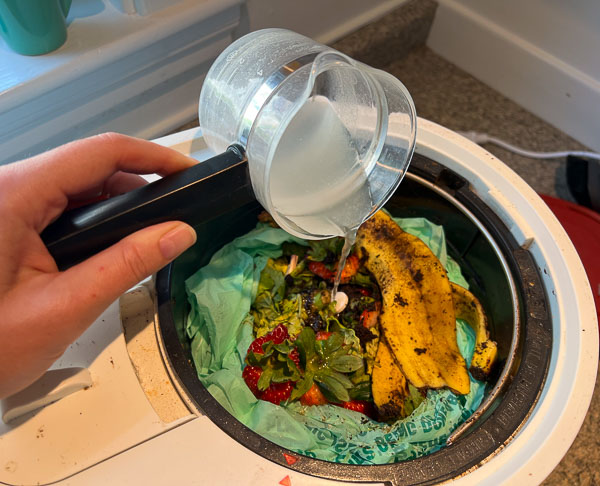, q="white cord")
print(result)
[457,131,600,161]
